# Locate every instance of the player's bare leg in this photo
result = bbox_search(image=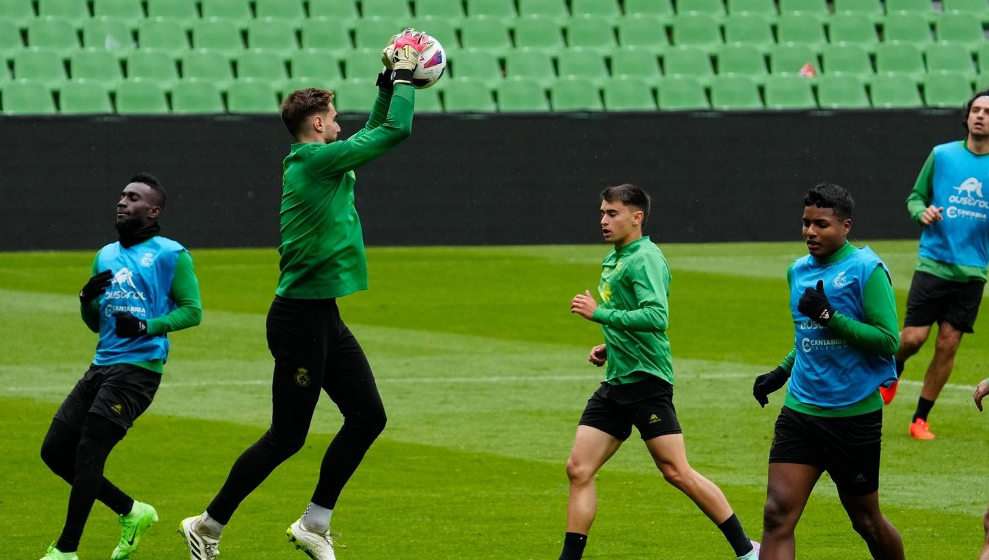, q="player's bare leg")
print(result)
[837,491,904,560]
[760,463,821,560]
[564,426,622,534]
